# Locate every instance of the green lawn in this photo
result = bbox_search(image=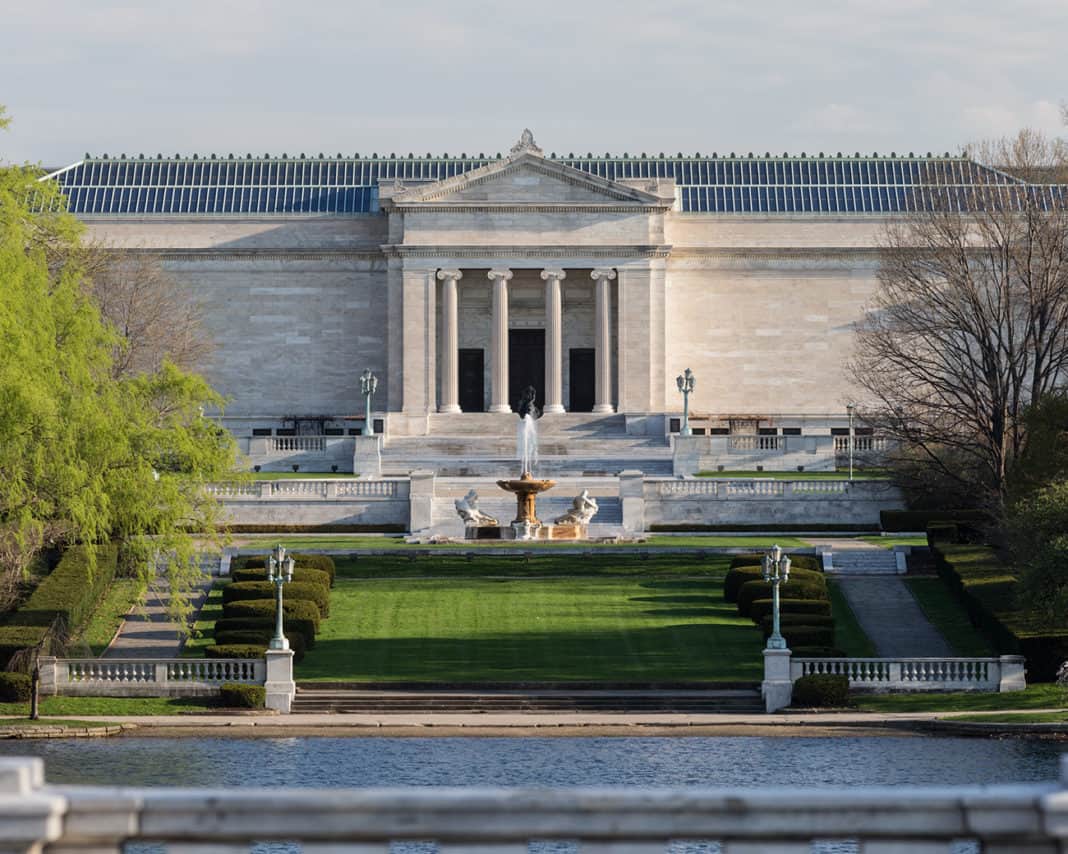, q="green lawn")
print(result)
[855,684,1066,713]
[230,534,809,551]
[287,554,762,682]
[858,536,929,549]
[905,577,994,656]
[0,697,213,716]
[828,580,877,657]
[695,470,890,480]
[73,578,147,656]
[949,711,1068,724]
[183,580,228,657]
